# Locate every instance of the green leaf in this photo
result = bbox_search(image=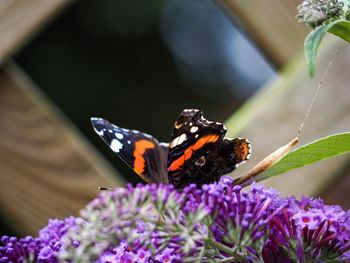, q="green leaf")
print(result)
[305,19,350,77]
[328,20,350,42]
[256,132,350,182]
